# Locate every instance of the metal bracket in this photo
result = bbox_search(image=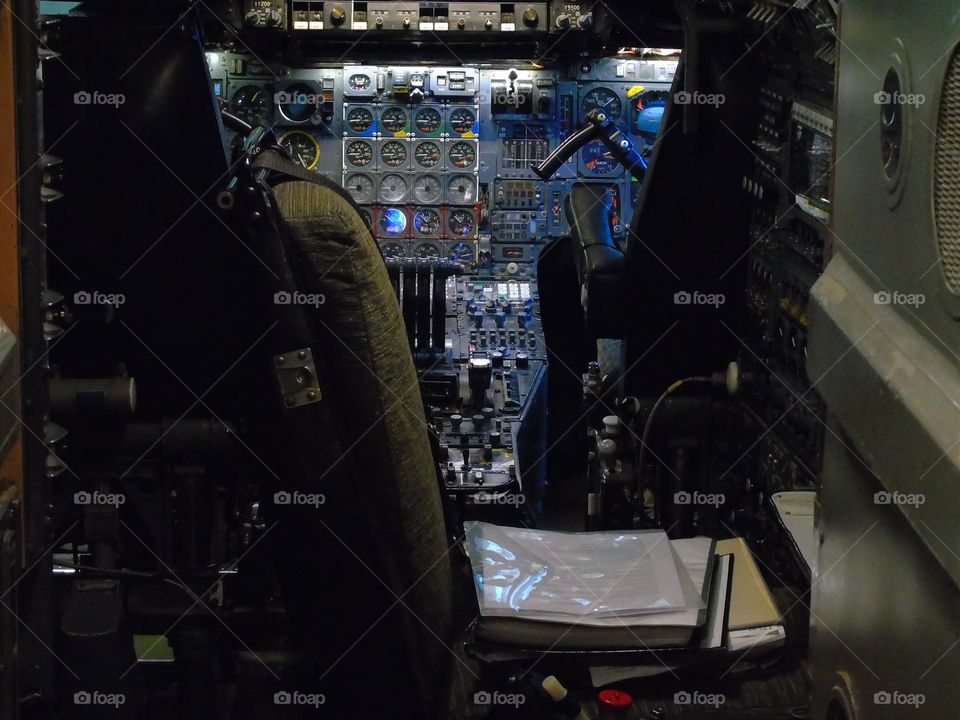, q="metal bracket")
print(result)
[274,348,323,408]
